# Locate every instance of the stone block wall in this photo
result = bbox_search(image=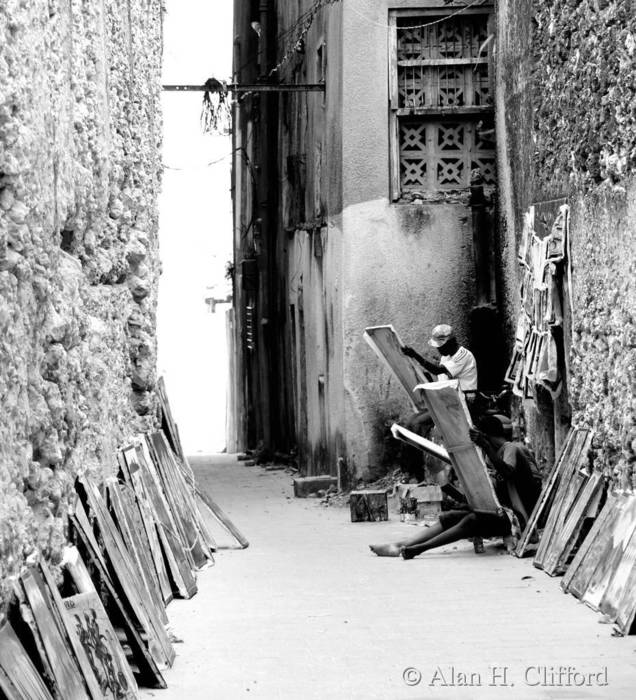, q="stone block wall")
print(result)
[532,0,635,481]
[0,1,163,609]
[497,0,635,482]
